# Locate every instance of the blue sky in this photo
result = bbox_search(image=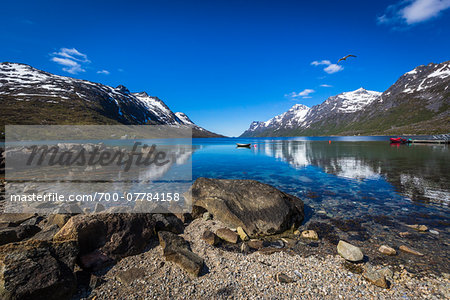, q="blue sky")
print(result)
[1,0,449,136]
